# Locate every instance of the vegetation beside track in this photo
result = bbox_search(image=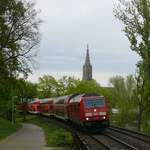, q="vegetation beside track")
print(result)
[26,115,74,149]
[0,117,21,140]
